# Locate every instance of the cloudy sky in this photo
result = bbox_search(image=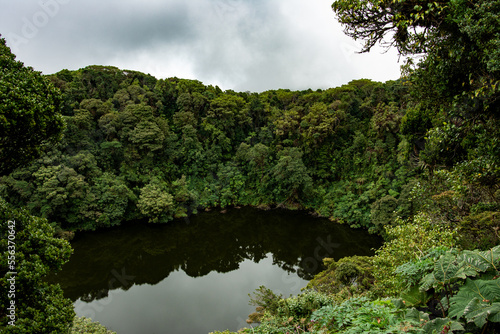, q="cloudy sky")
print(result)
[0,0,402,92]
